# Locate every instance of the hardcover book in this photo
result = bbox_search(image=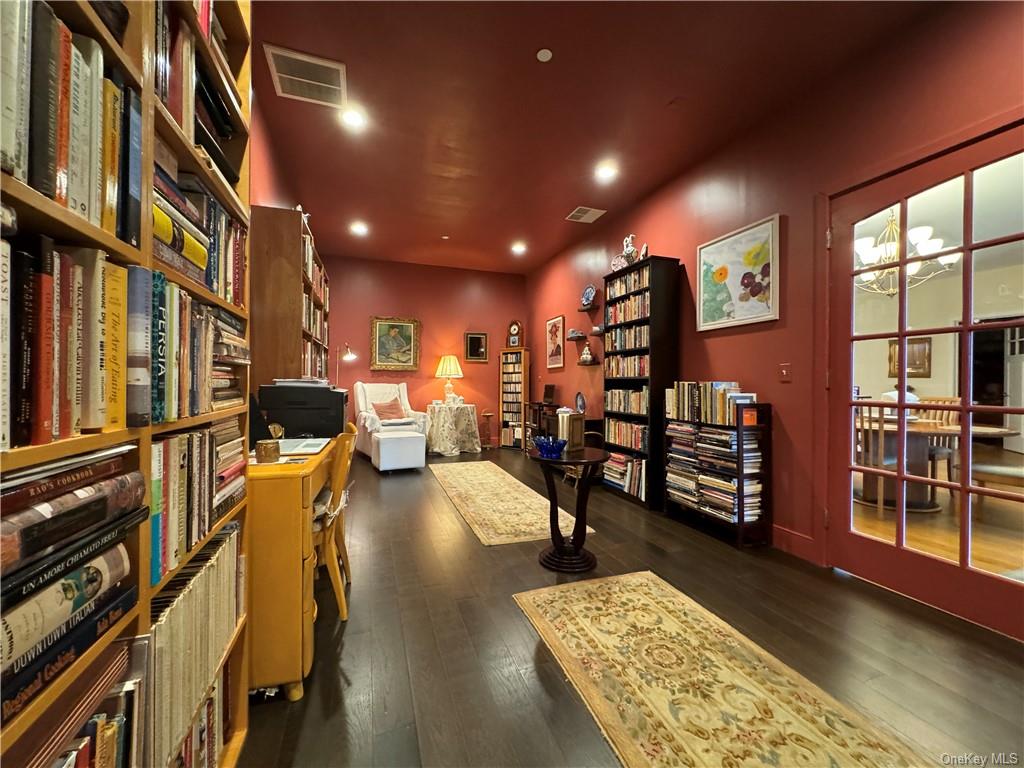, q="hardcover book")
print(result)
[126,266,152,426]
[104,261,128,429]
[28,1,59,198]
